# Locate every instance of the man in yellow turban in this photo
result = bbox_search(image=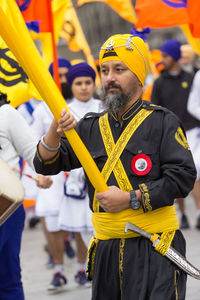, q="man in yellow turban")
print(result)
[33,34,196,299]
